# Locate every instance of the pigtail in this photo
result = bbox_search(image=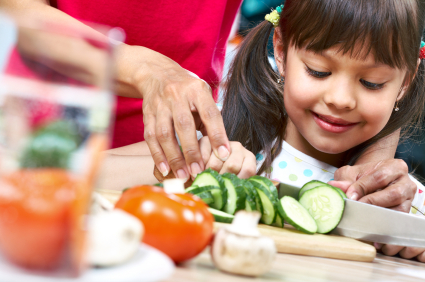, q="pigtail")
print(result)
[221,21,286,175]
